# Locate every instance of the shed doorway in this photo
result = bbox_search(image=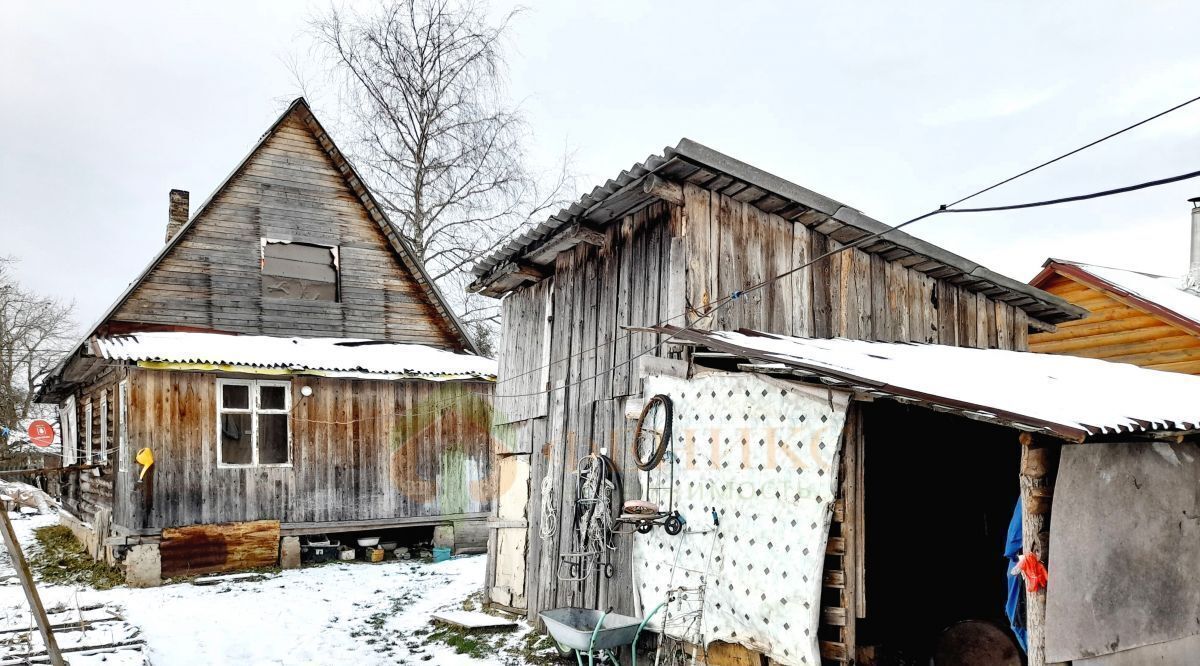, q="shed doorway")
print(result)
[857,402,1022,664]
